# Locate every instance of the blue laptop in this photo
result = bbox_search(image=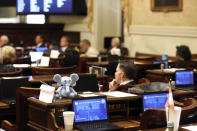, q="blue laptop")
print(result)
[73,96,122,131]
[175,70,197,90]
[143,93,168,111]
[36,47,48,52]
